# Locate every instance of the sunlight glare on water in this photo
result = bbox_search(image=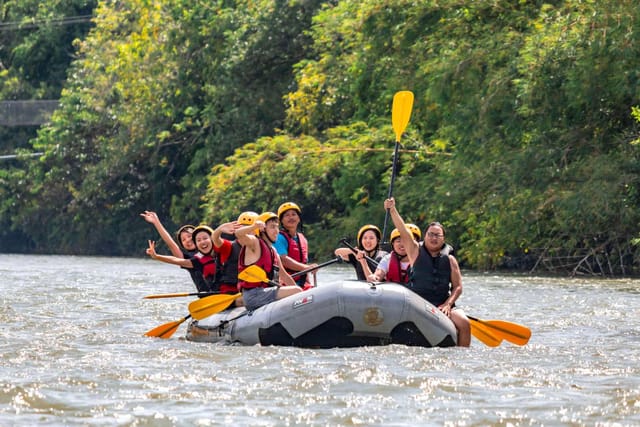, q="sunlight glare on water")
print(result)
[0,255,638,426]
